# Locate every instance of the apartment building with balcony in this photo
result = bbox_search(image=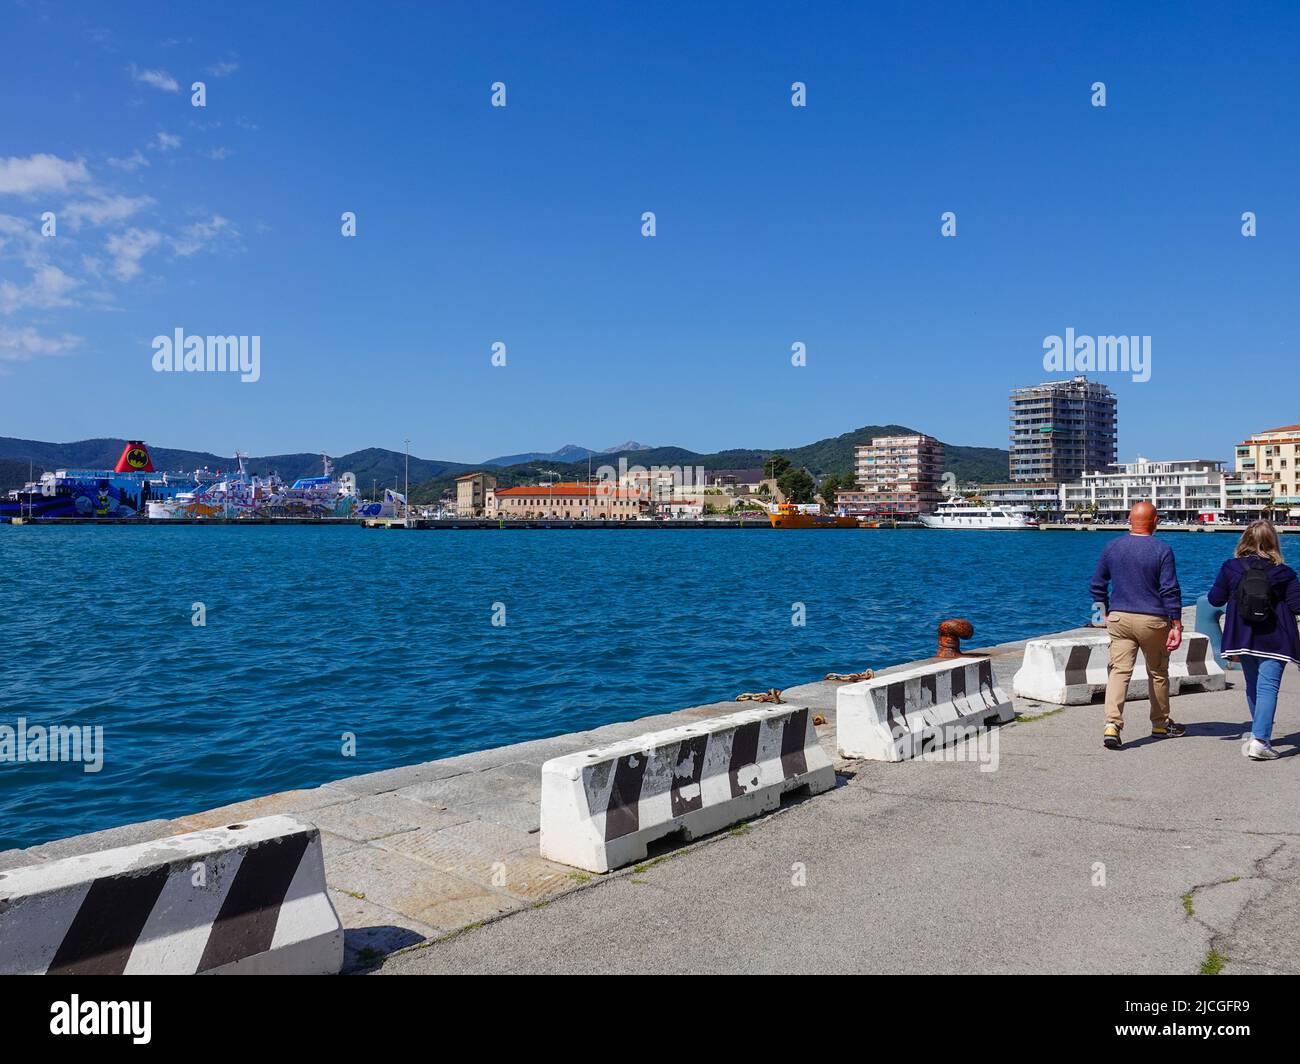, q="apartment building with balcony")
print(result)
[836,433,944,516]
[1009,376,1117,483]
[1059,458,1228,520]
[1224,472,1274,517]
[1235,424,1300,519]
